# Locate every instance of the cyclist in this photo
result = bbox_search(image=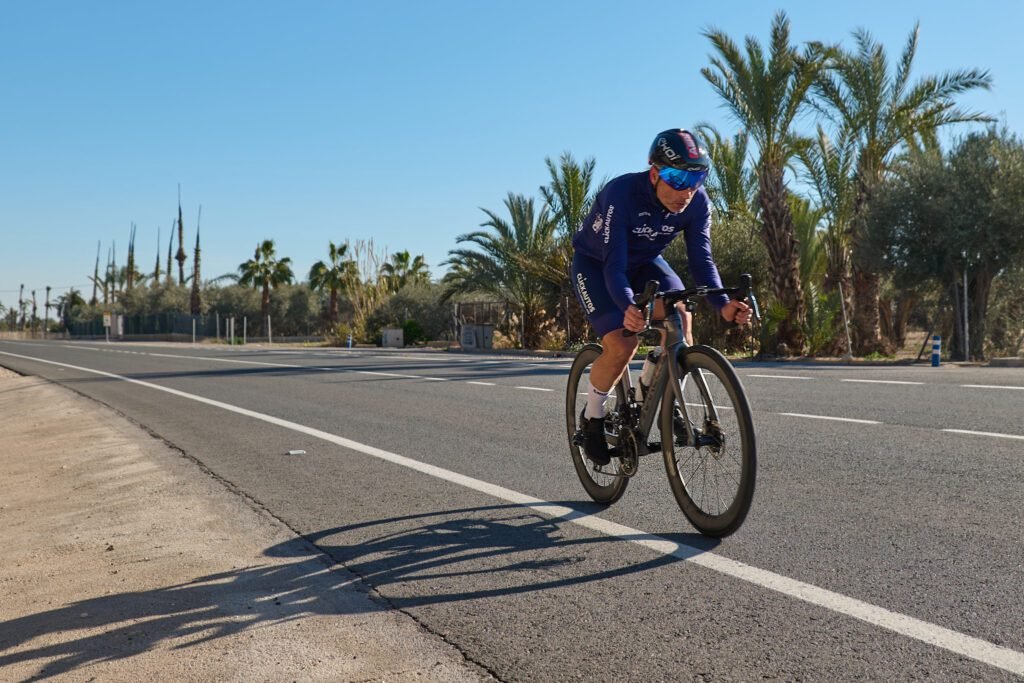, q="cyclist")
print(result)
[571,129,751,466]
